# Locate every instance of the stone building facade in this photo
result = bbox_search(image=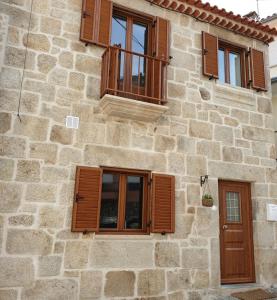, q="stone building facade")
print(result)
[0,0,277,299]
